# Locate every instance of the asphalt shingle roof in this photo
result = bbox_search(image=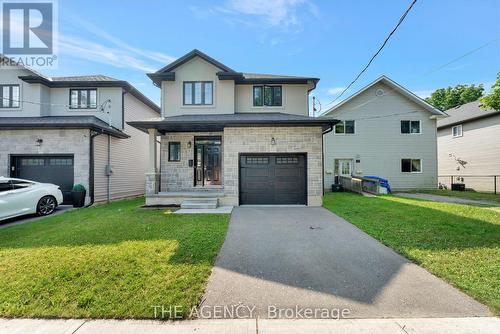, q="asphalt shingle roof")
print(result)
[438,101,499,128]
